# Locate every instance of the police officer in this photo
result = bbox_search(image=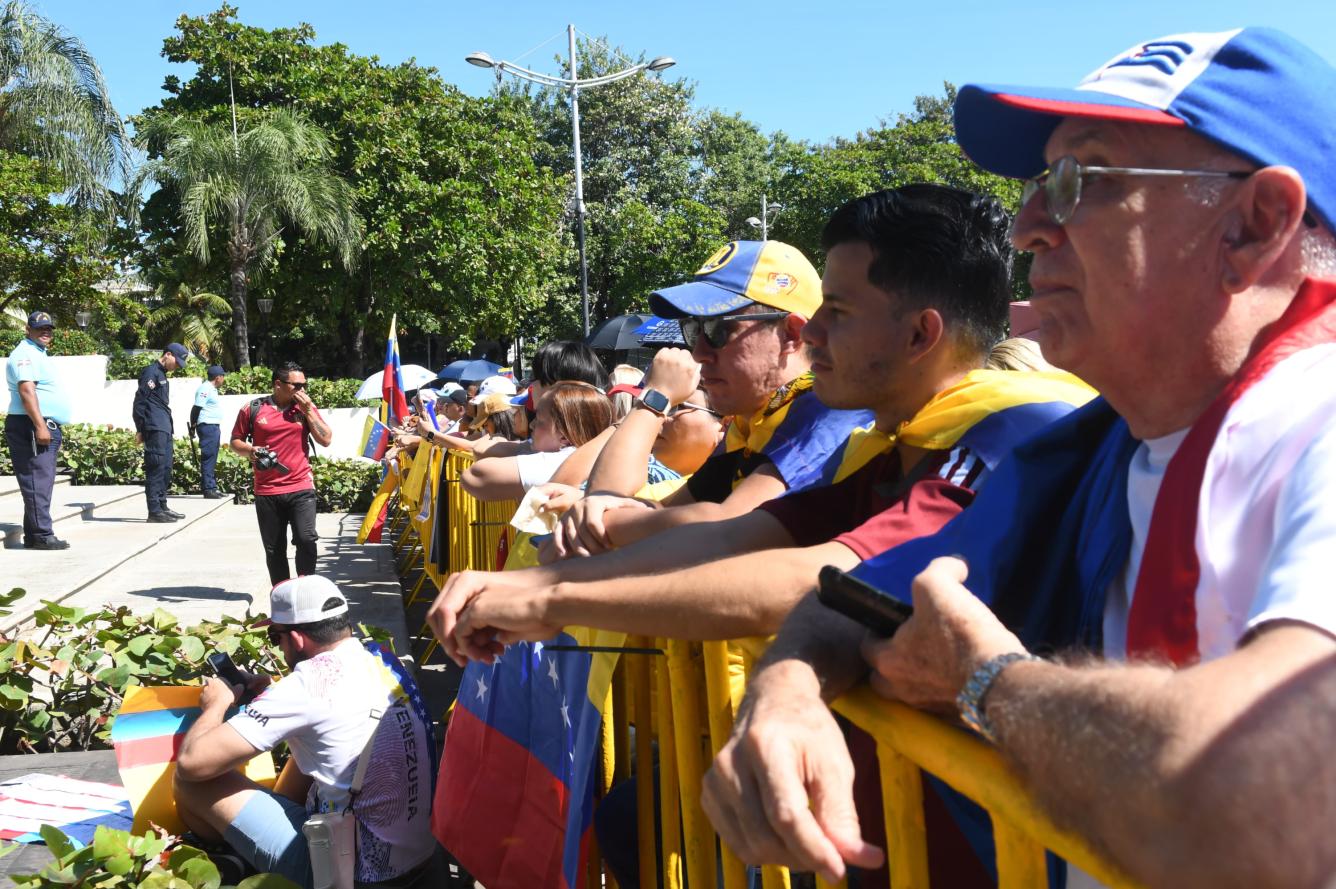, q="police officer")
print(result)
[4,310,72,550]
[191,365,227,500]
[133,343,189,523]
